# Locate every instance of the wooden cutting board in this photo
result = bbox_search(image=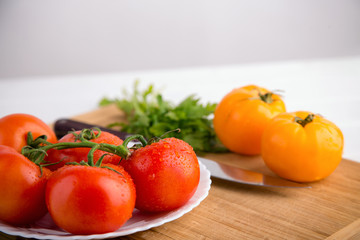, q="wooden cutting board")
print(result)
[3,104,360,240]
